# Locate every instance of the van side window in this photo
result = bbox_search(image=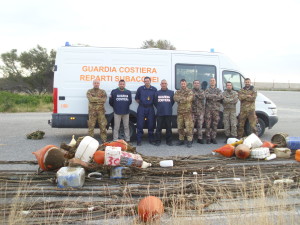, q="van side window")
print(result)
[222,71,243,91]
[175,64,217,90]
